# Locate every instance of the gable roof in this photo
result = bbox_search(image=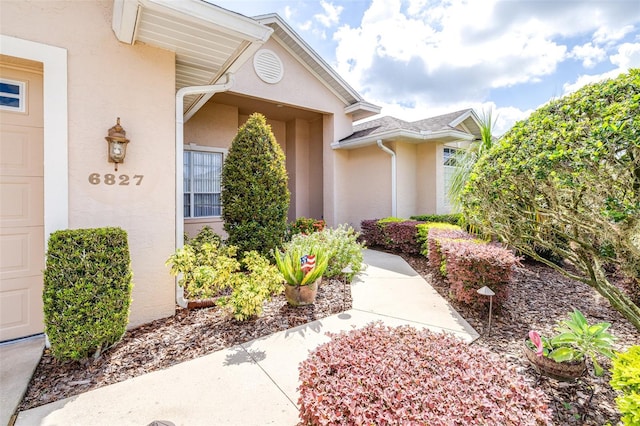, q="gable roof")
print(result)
[254,13,381,121]
[333,109,482,149]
